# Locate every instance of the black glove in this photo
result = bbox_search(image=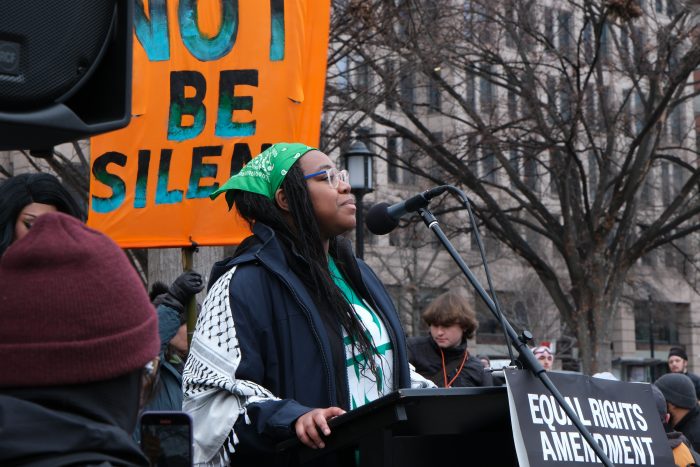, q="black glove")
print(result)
[161,271,204,313]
